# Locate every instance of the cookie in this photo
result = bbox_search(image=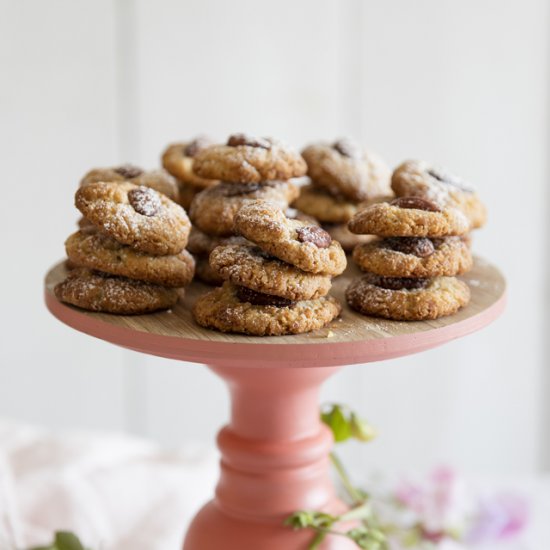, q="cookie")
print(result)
[285,207,319,226]
[55,268,179,314]
[194,255,224,286]
[65,229,195,287]
[77,216,95,230]
[189,180,299,237]
[80,166,180,202]
[162,137,219,189]
[193,133,307,183]
[193,282,341,336]
[323,223,376,253]
[301,139,391,201]
[346,273,470,321]
[352,236,473,278]
[210,244,332,300]
[391,160,487,229]
[348,197,469,237]
[177,180,202,210]
[187,226,249,256]
[75,182,191,255]
[233,200,347,276]
[292,184,359,224]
